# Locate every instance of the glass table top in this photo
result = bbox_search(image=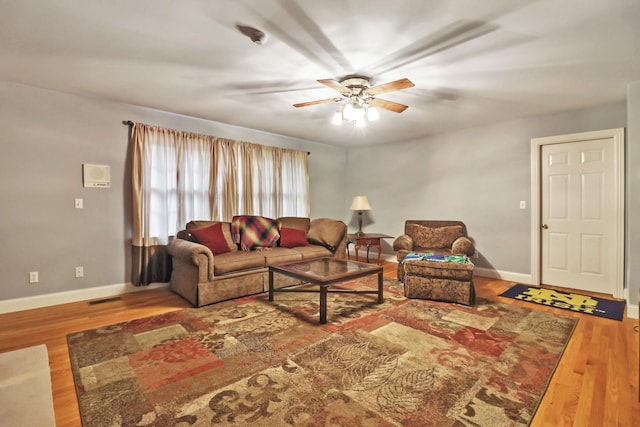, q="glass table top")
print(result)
[270,257,381,281]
